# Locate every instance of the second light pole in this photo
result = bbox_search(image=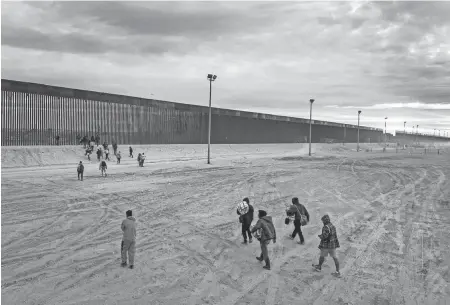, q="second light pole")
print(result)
[309,99,314,156]
[207,73,217,164]
[357,110,361,152]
